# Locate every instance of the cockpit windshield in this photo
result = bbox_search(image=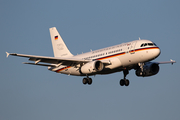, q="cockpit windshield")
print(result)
[140,43,157,47]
